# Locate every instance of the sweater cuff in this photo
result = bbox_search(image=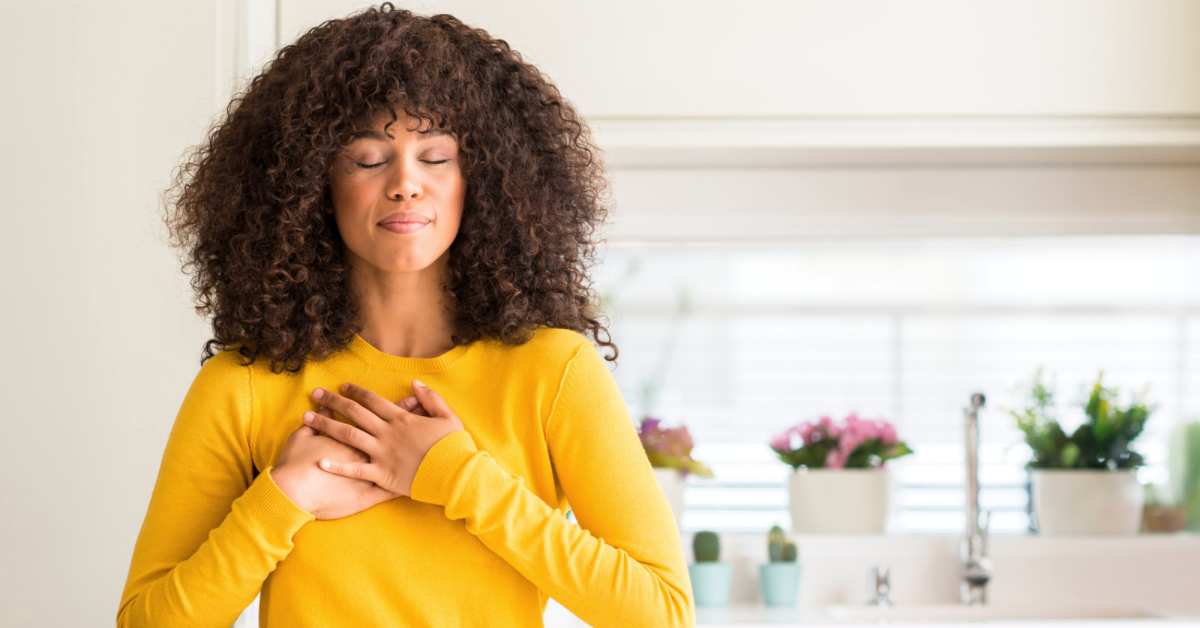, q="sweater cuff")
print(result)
[239,466,316,538]
[410,430,479,506]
